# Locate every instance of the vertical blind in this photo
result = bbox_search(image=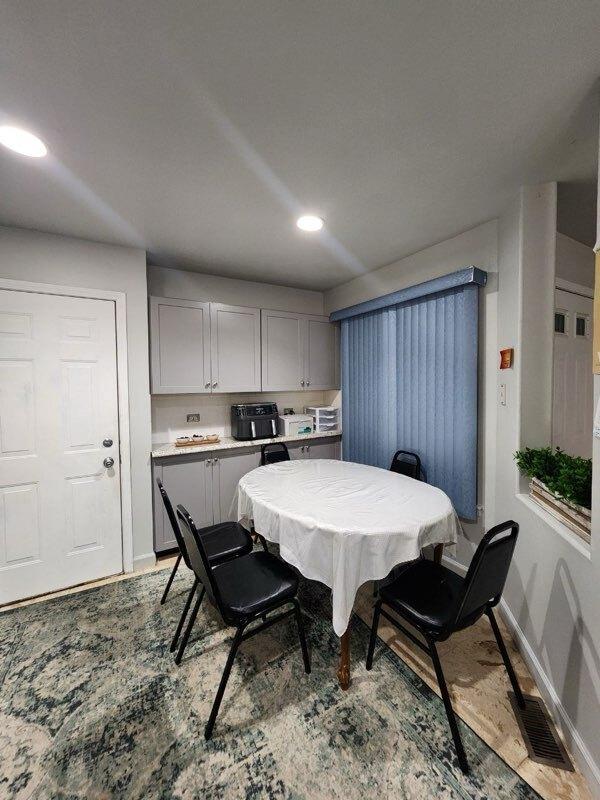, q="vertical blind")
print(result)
[334,269,485,520]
